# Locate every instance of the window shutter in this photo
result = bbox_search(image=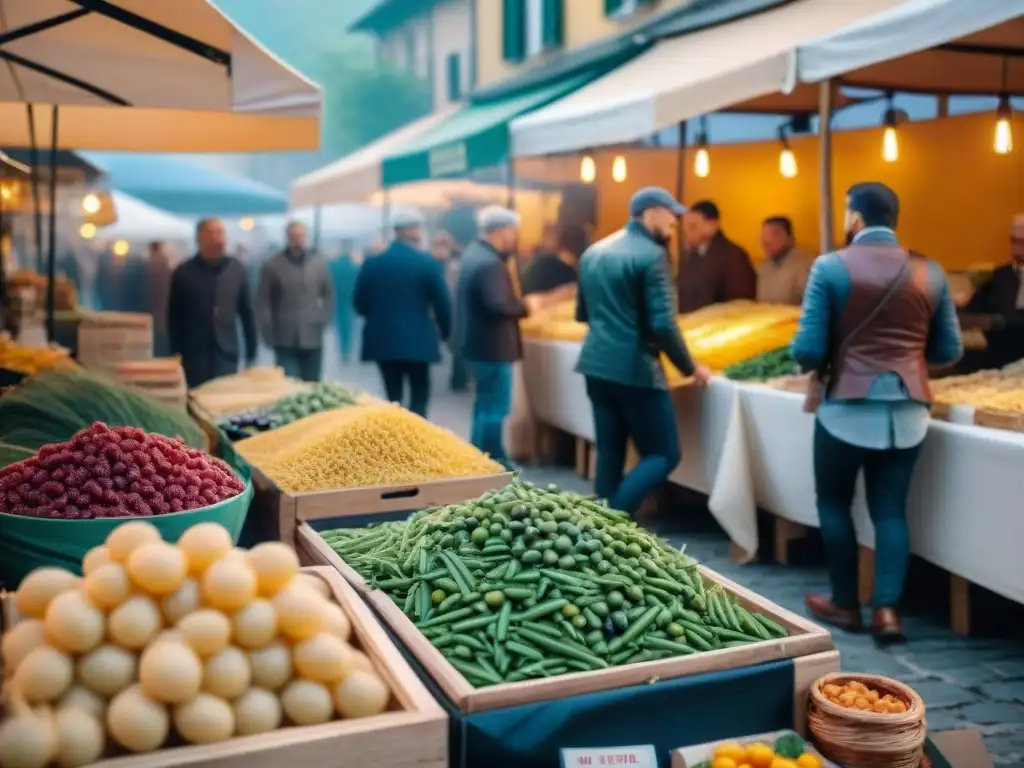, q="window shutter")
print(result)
[604,0,624,16]
[502,0,526,62]
[446,53,462,102]
[541,0,563,48]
